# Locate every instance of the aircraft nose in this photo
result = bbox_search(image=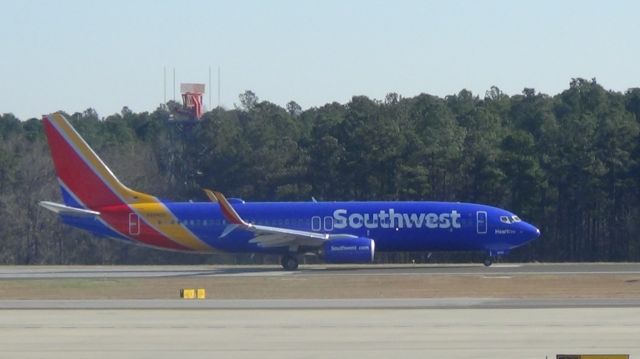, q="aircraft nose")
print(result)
[525,223,541,242]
